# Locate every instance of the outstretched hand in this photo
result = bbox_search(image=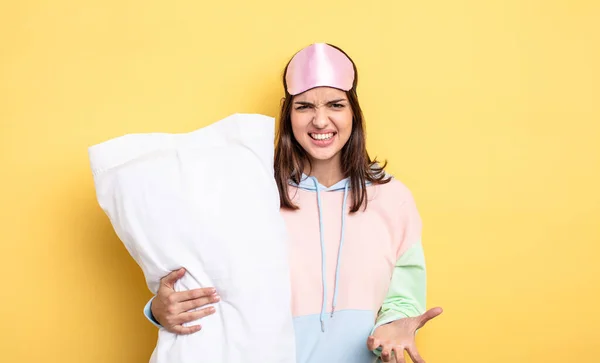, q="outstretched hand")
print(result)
[367,307,443,363]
